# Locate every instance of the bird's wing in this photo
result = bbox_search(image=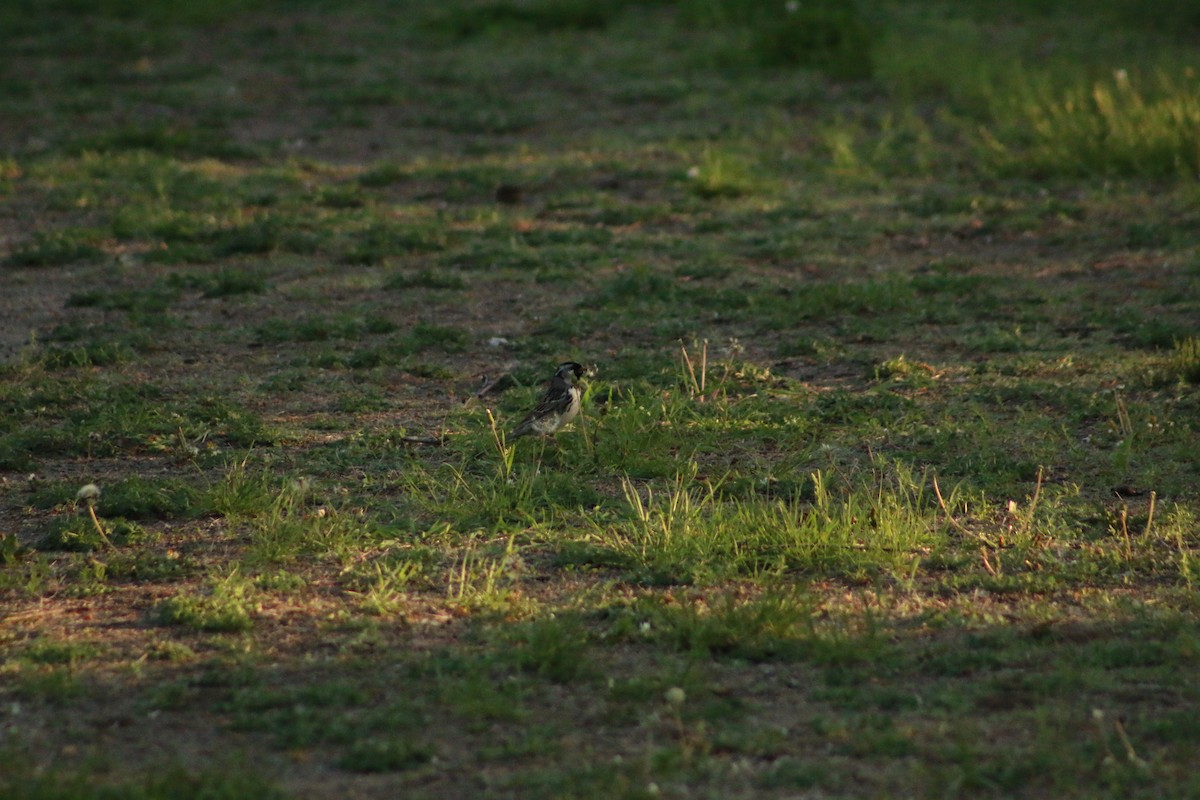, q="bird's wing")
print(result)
[511,381,574,435]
